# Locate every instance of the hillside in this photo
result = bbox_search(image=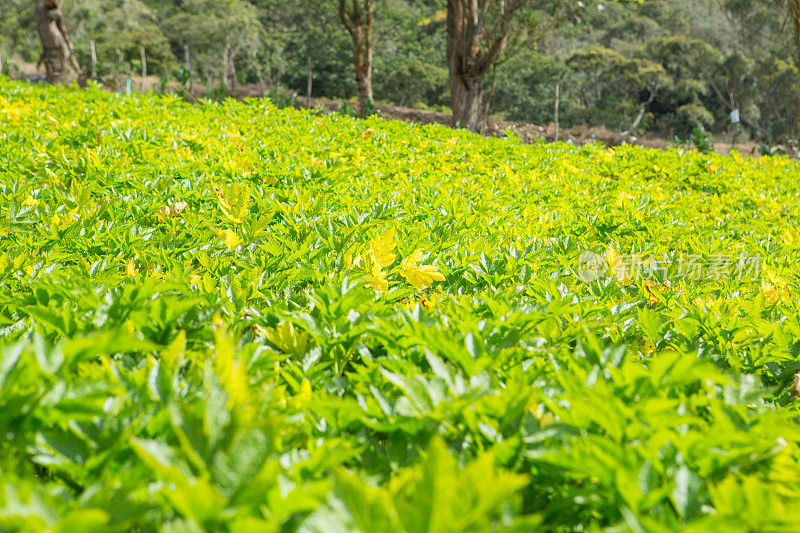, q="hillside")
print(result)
[2,78,800,530]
